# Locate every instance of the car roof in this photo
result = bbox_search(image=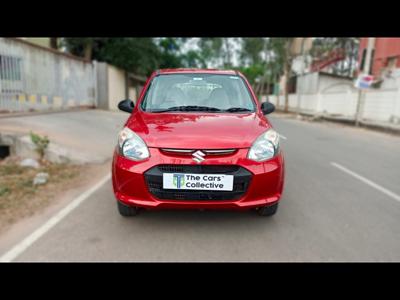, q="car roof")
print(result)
[157,68,238,75]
